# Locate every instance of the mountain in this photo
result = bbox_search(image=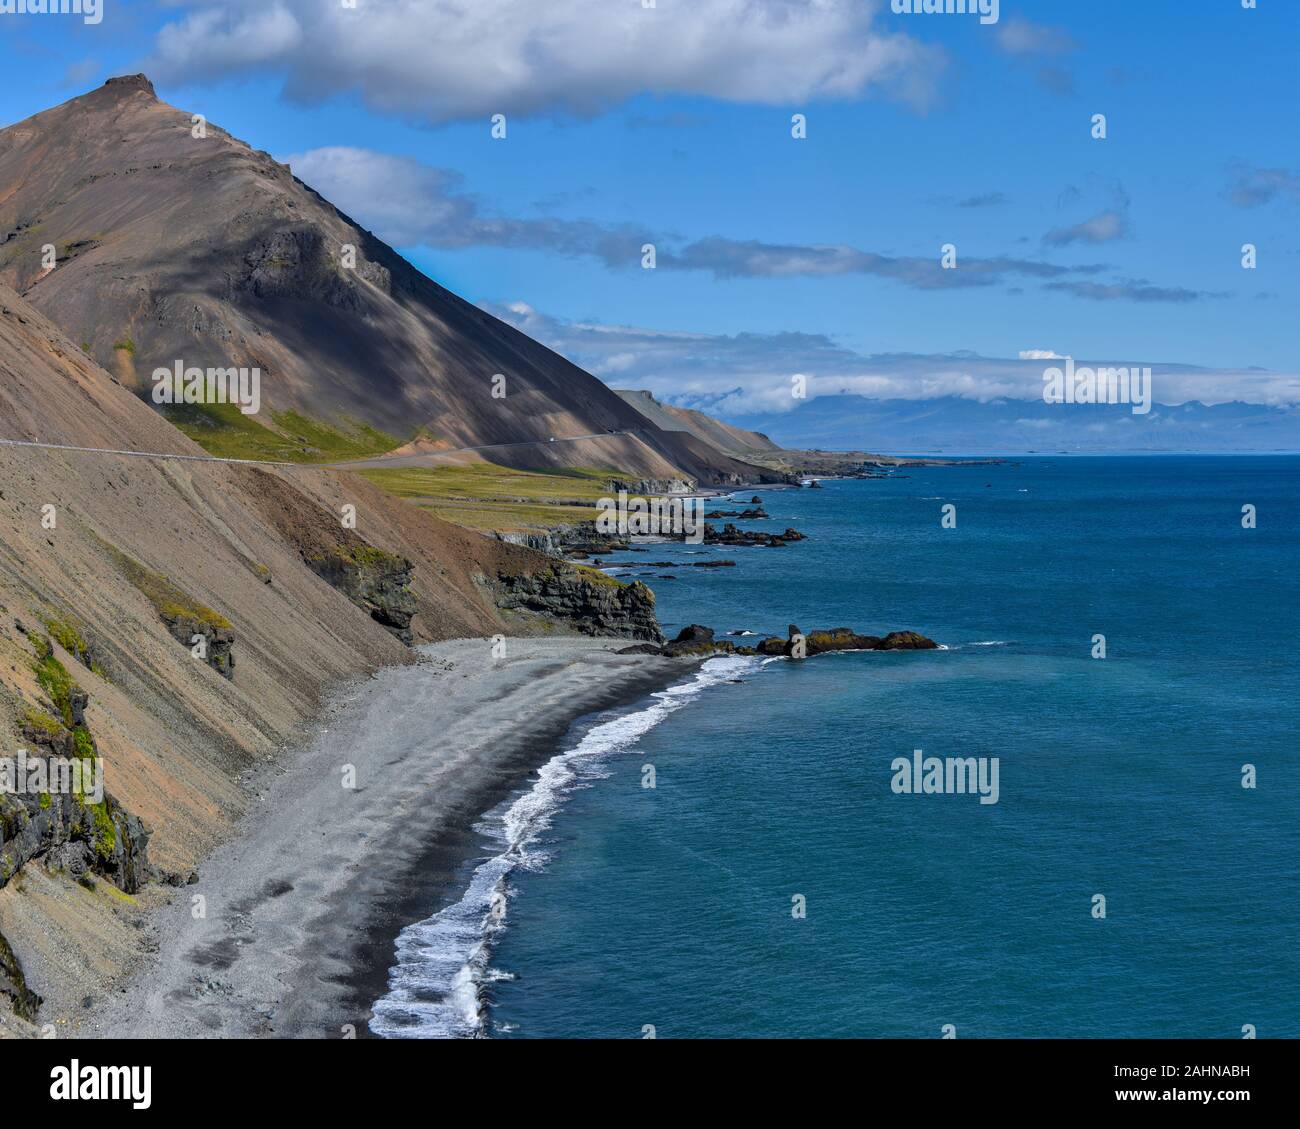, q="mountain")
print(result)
[615,389,781,458]
[0,76,772,486]
[719,395,1300,454]
[0,279,661,1027]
